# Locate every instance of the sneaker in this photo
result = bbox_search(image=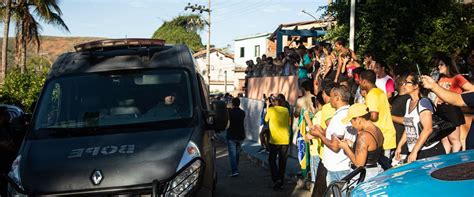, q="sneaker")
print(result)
[229,172,239,177]
[257,148,266,153]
